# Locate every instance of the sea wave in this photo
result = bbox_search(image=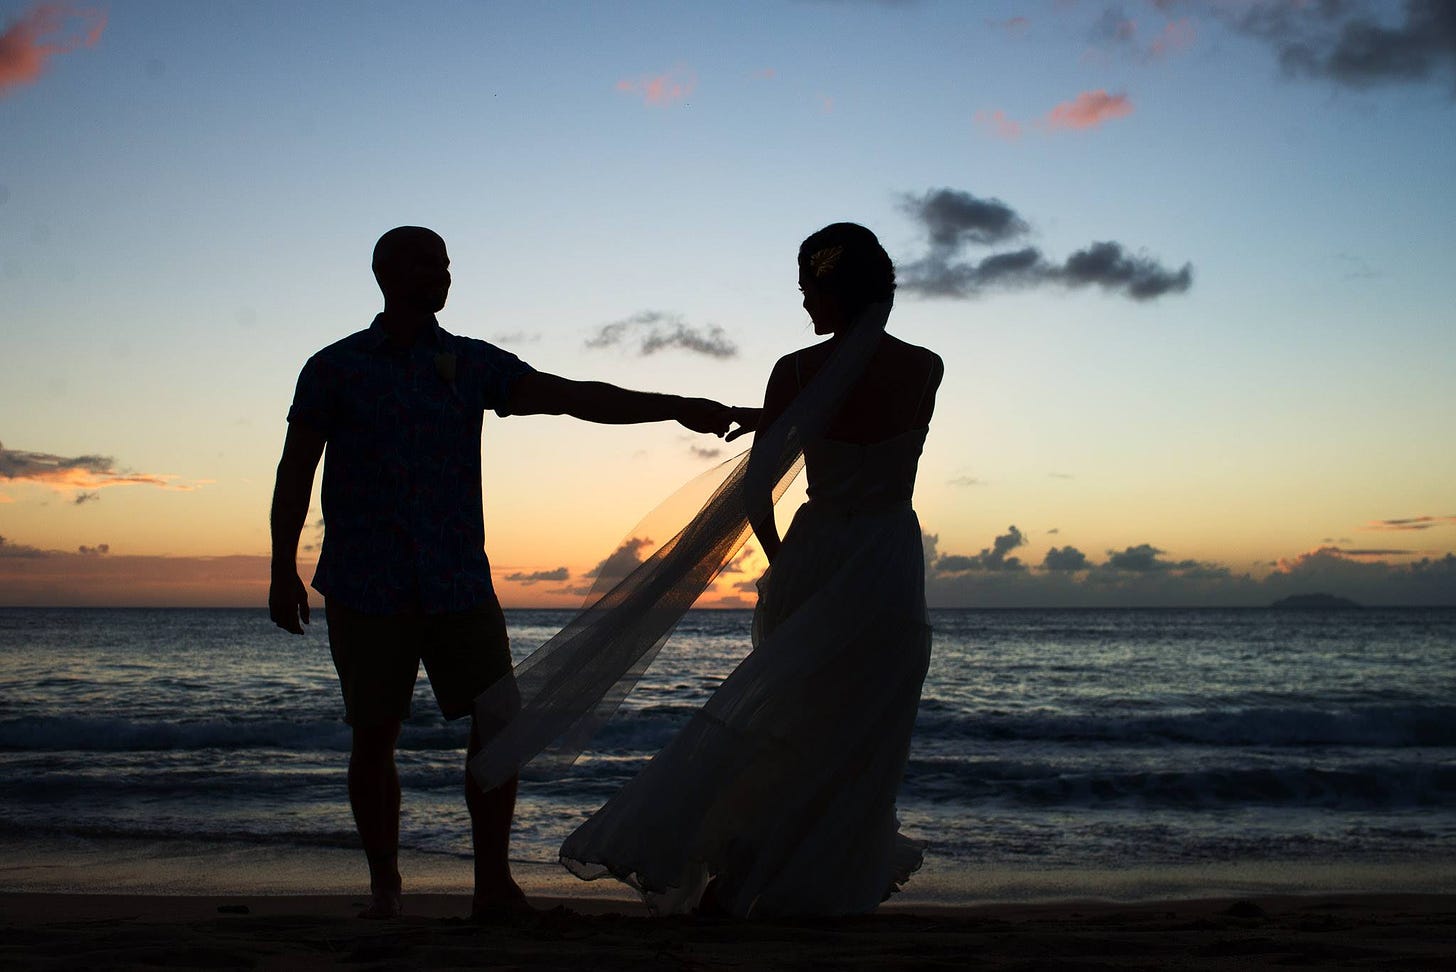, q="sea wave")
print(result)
[901,756,1456,810]
[910,701,1456,748]
[0,716,358,753]
[6,699,1454,756]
